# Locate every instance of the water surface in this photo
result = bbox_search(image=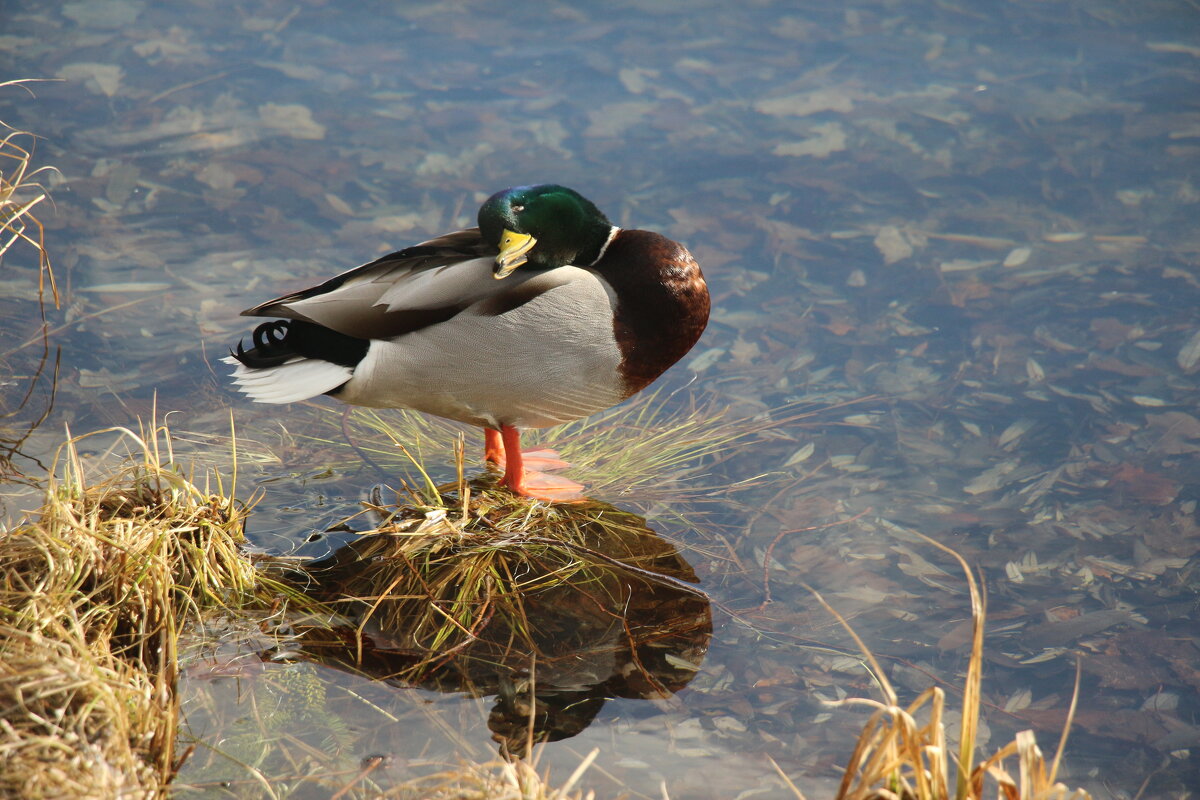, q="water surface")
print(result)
[2,0,1199,796]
